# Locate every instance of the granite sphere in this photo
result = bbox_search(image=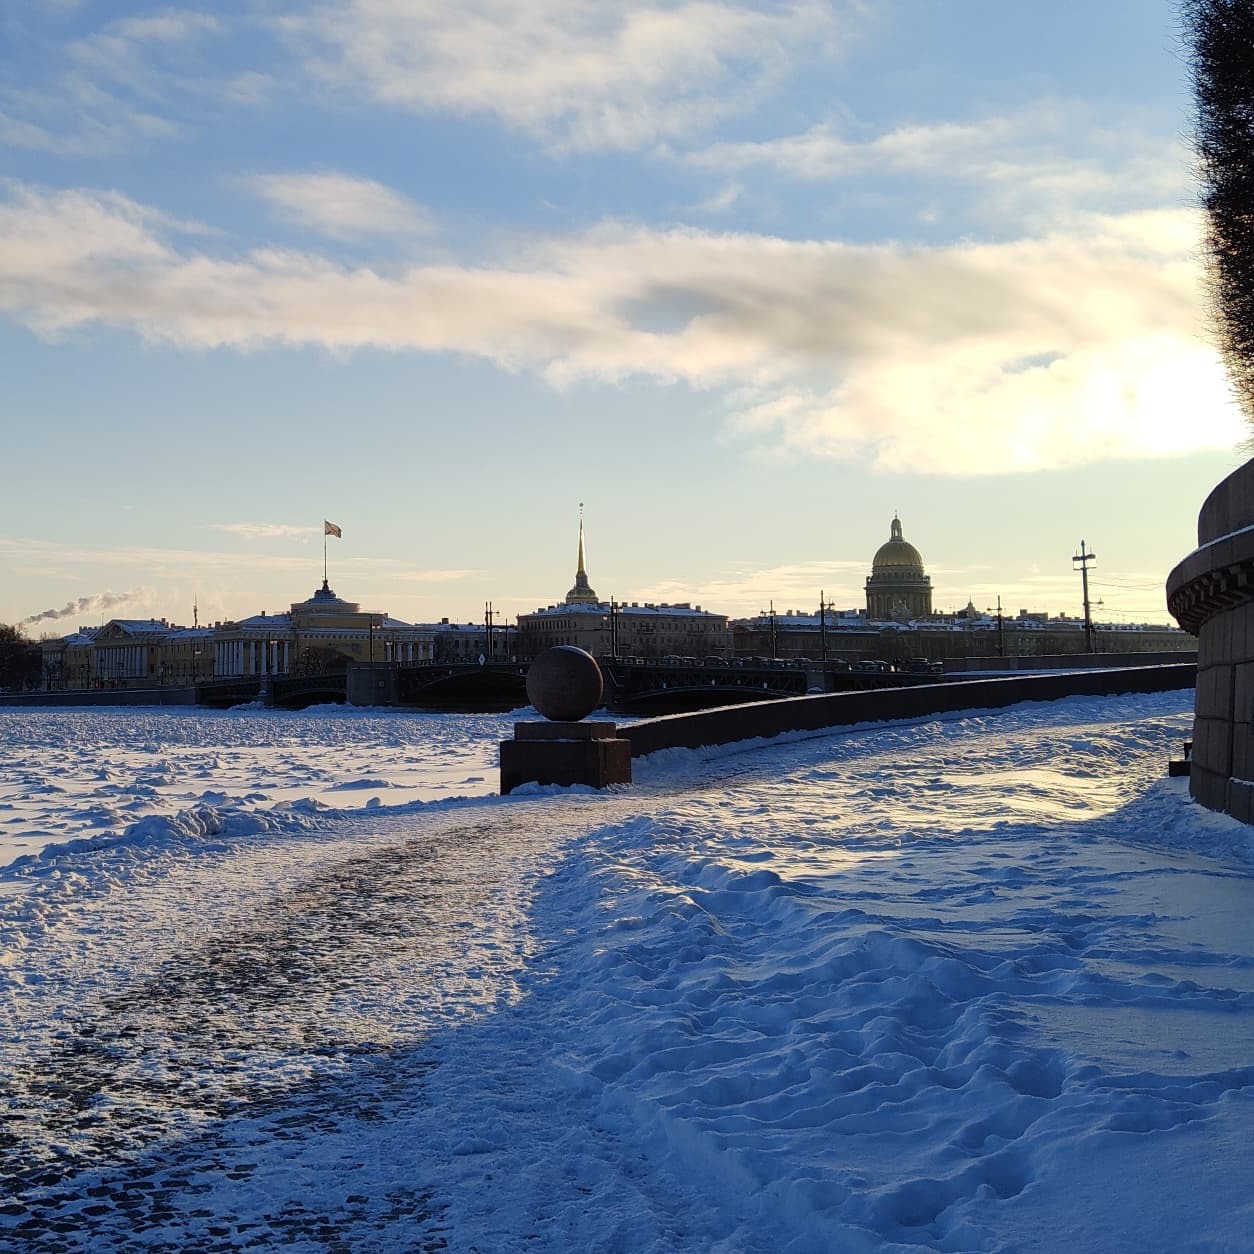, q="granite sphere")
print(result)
[526,646,604,721]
